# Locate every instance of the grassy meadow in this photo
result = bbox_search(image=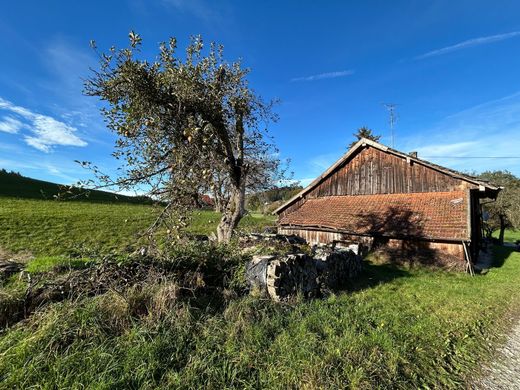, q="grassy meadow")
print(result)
[493,229,520,243]
[1,194,520,388]
[0,198,275,256]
